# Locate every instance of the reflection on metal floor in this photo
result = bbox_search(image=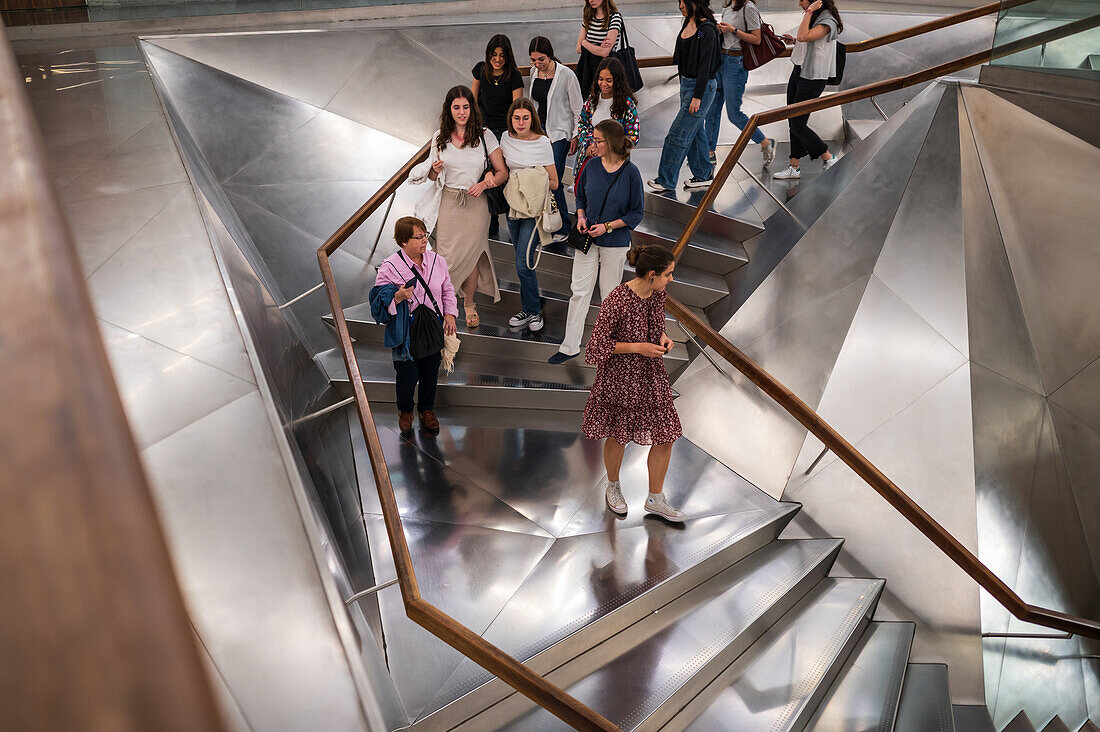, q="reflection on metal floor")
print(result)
[132,11,1100,732]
